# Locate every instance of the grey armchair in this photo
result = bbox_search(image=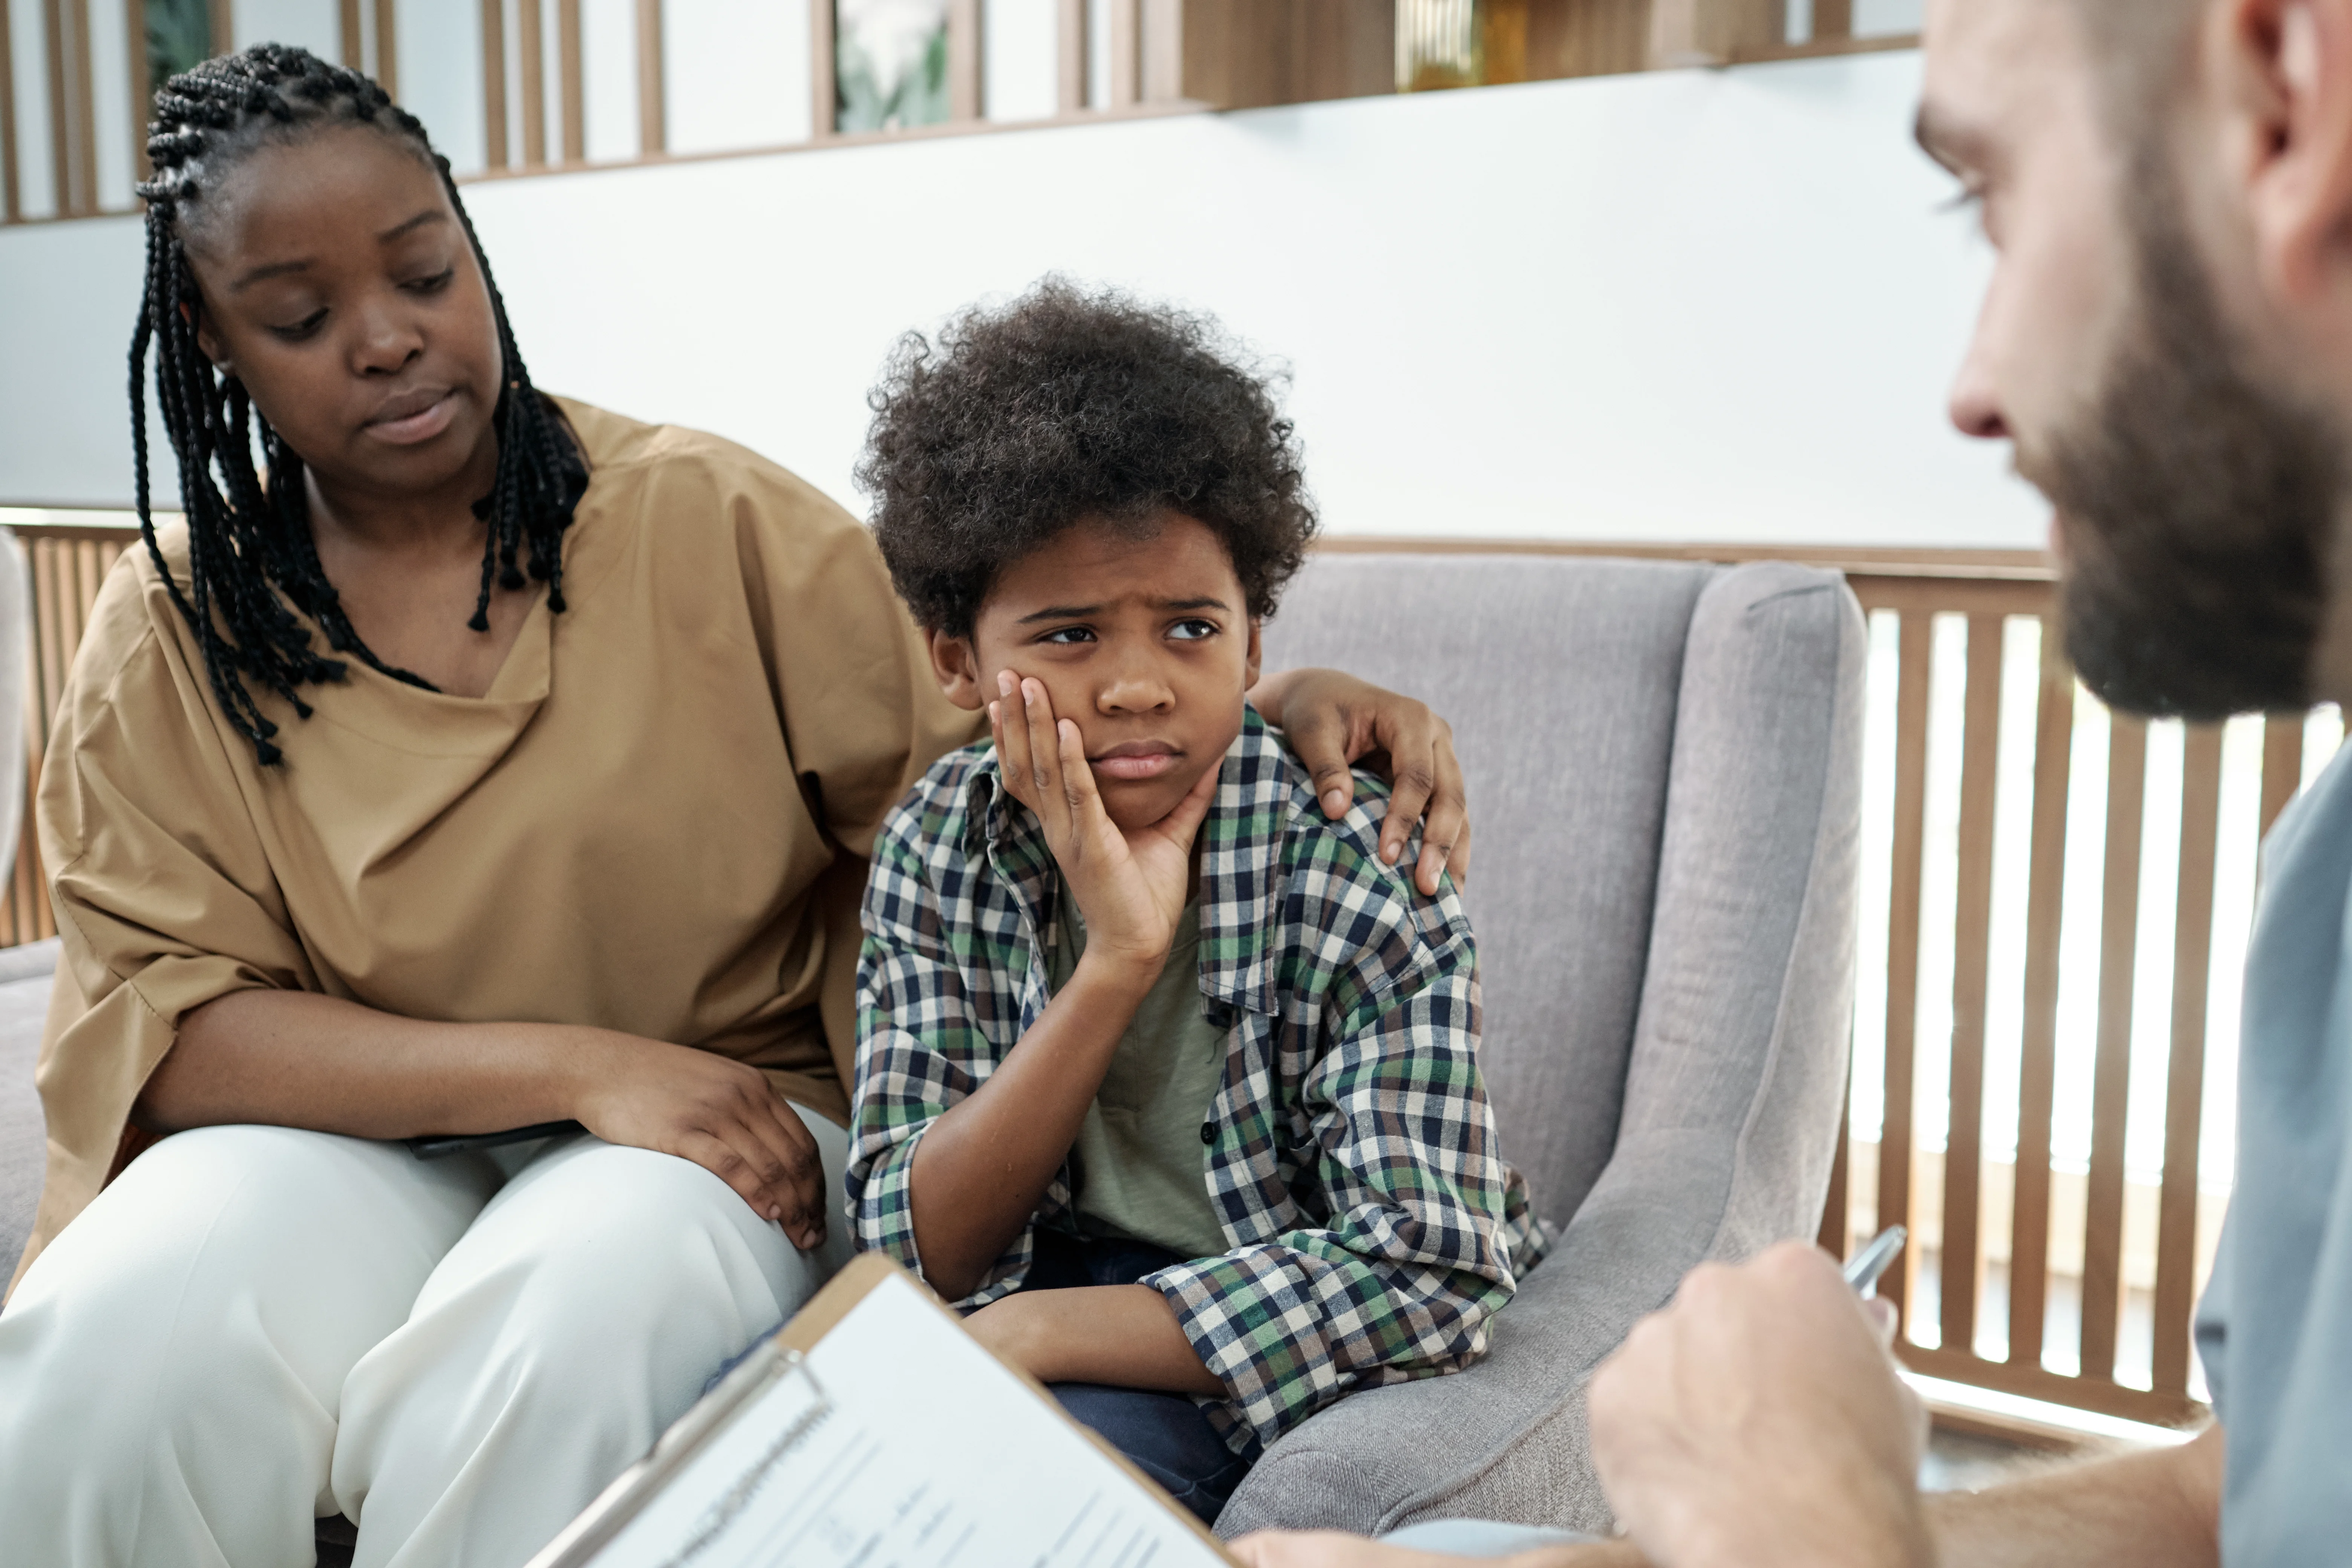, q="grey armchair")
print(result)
[1215,553,1865,1538]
